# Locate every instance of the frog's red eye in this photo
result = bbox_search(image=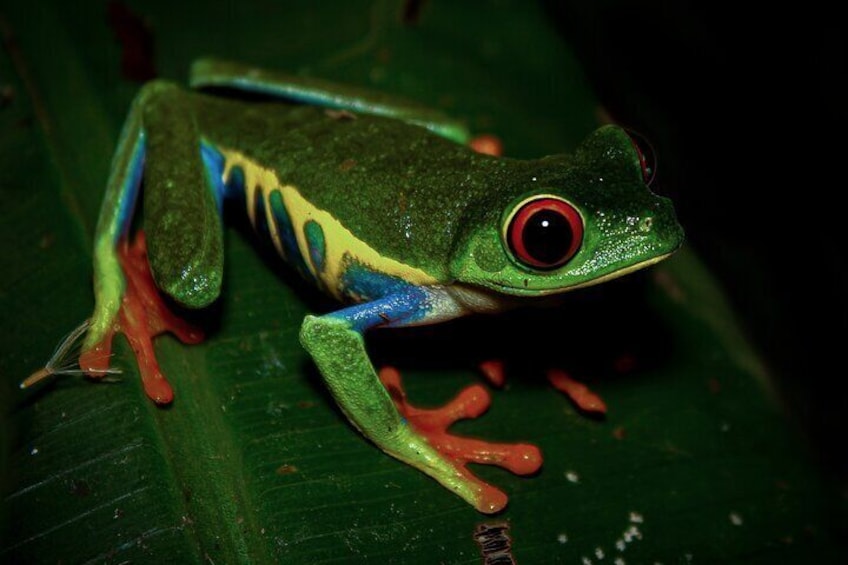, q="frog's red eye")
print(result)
[506,196,583,270]
[626,130,657,185]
